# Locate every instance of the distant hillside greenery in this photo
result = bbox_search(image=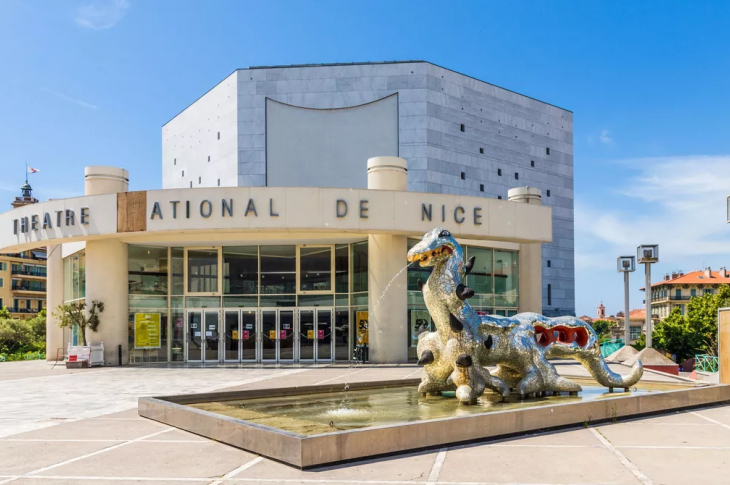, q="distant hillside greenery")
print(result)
[0,307,46,361]
[632,284,730,362]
